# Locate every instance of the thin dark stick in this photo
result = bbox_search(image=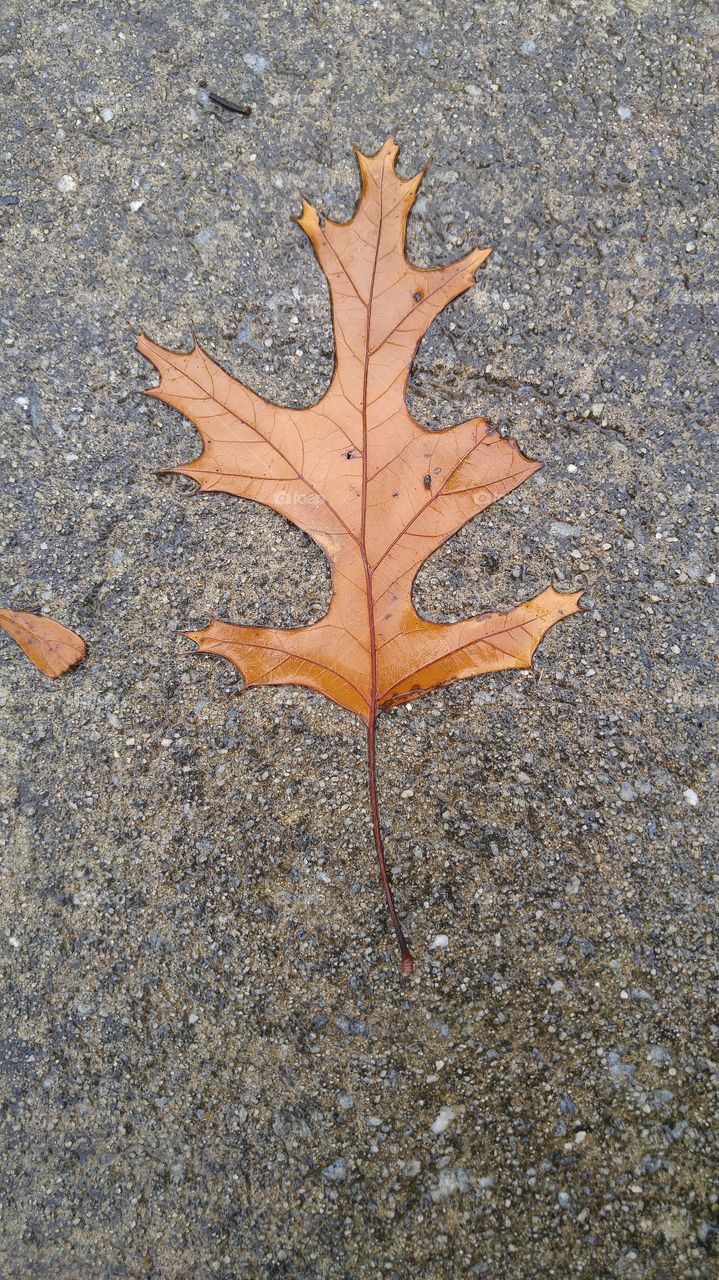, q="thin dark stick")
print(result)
[208,93,251,116]
[367,714,414,975]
